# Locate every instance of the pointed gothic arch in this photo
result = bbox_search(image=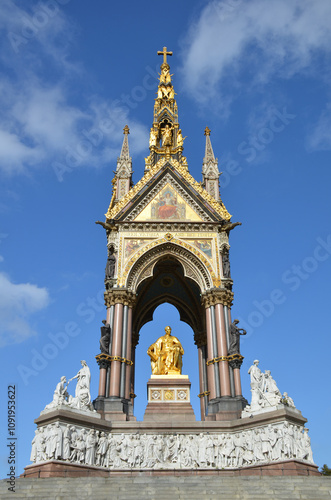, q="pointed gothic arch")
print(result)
[126,240,213,293]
